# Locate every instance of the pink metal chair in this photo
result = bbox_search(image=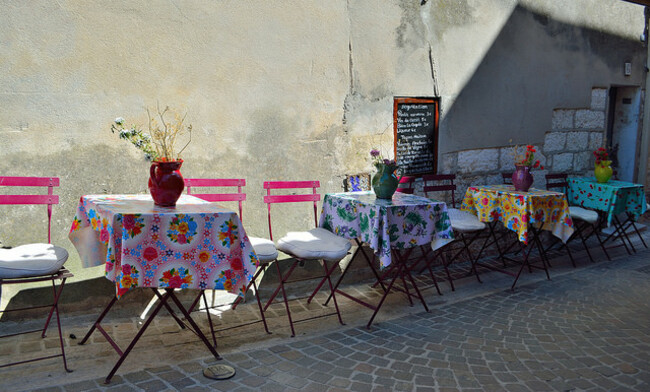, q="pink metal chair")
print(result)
[396,175,416,194]
[263,180,351,337]
[184,178,276,337]
[0,176,73,372]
